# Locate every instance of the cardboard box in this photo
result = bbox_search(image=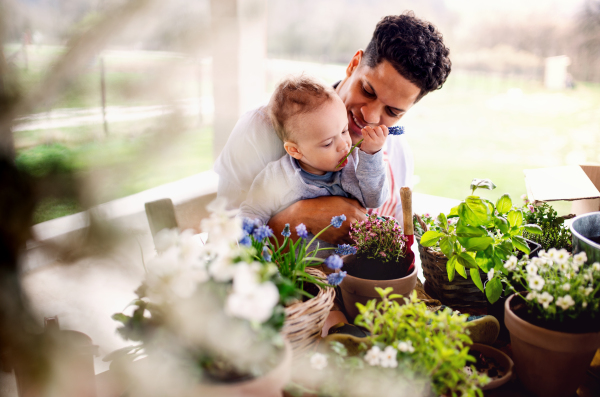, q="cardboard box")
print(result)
[524,165,600,215]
